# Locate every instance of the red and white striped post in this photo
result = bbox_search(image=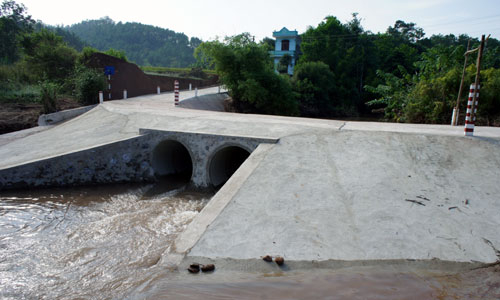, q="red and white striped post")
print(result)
[174,80,179,106]
[464,84,480,136]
